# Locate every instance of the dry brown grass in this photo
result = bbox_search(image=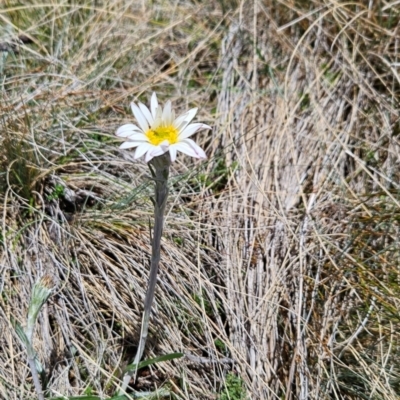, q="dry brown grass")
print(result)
[1,1,400,399]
